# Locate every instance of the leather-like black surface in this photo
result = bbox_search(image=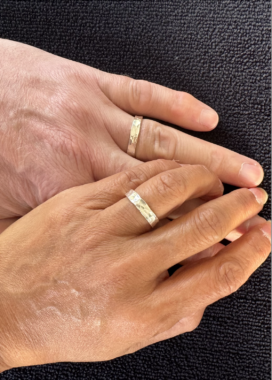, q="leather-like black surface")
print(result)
[0,1,270,379]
